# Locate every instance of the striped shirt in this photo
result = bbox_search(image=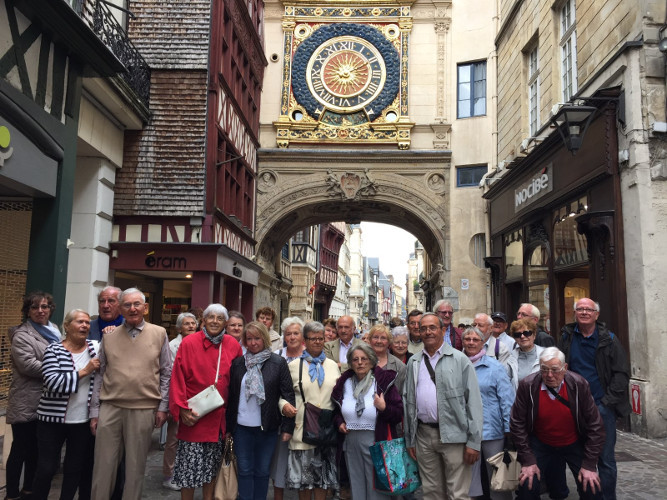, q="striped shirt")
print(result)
[37,340,98,423]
